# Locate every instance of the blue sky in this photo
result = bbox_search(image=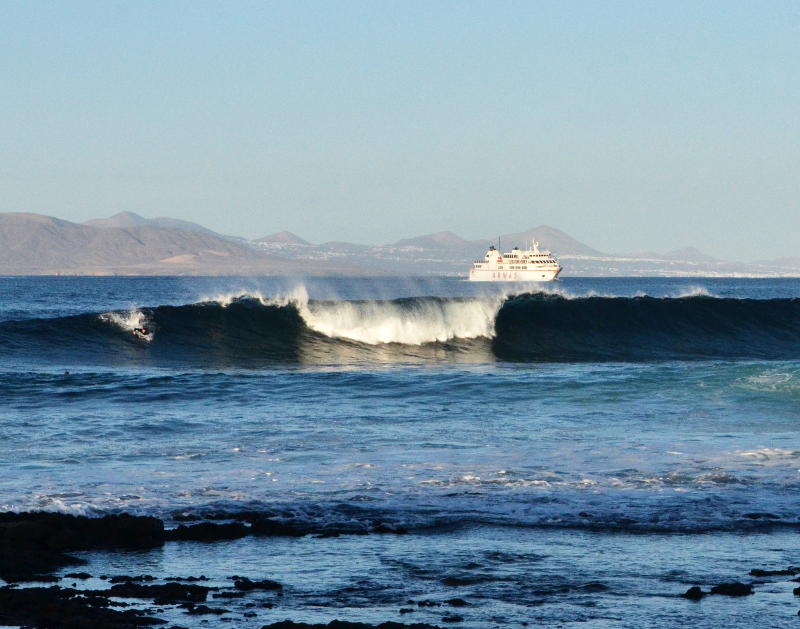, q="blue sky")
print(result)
[1,1,798,257]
